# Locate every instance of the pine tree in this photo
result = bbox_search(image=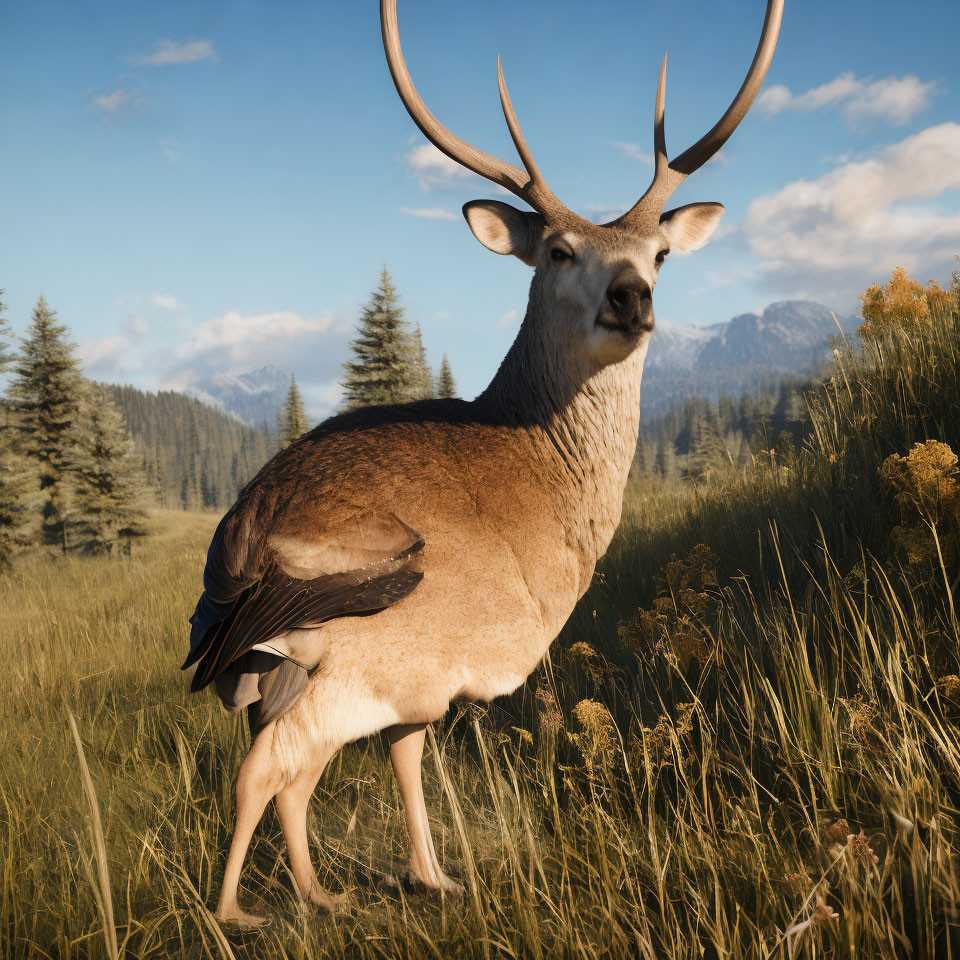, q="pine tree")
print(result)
[278,373,310,447]
[409,323,435,400]
[0,291,37,566]
[8,296,82,550]
[437,353,458,399]
[70,383,150,554]
[341,268,421,409]
[182,406,202,509]
[687,411,729,480]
